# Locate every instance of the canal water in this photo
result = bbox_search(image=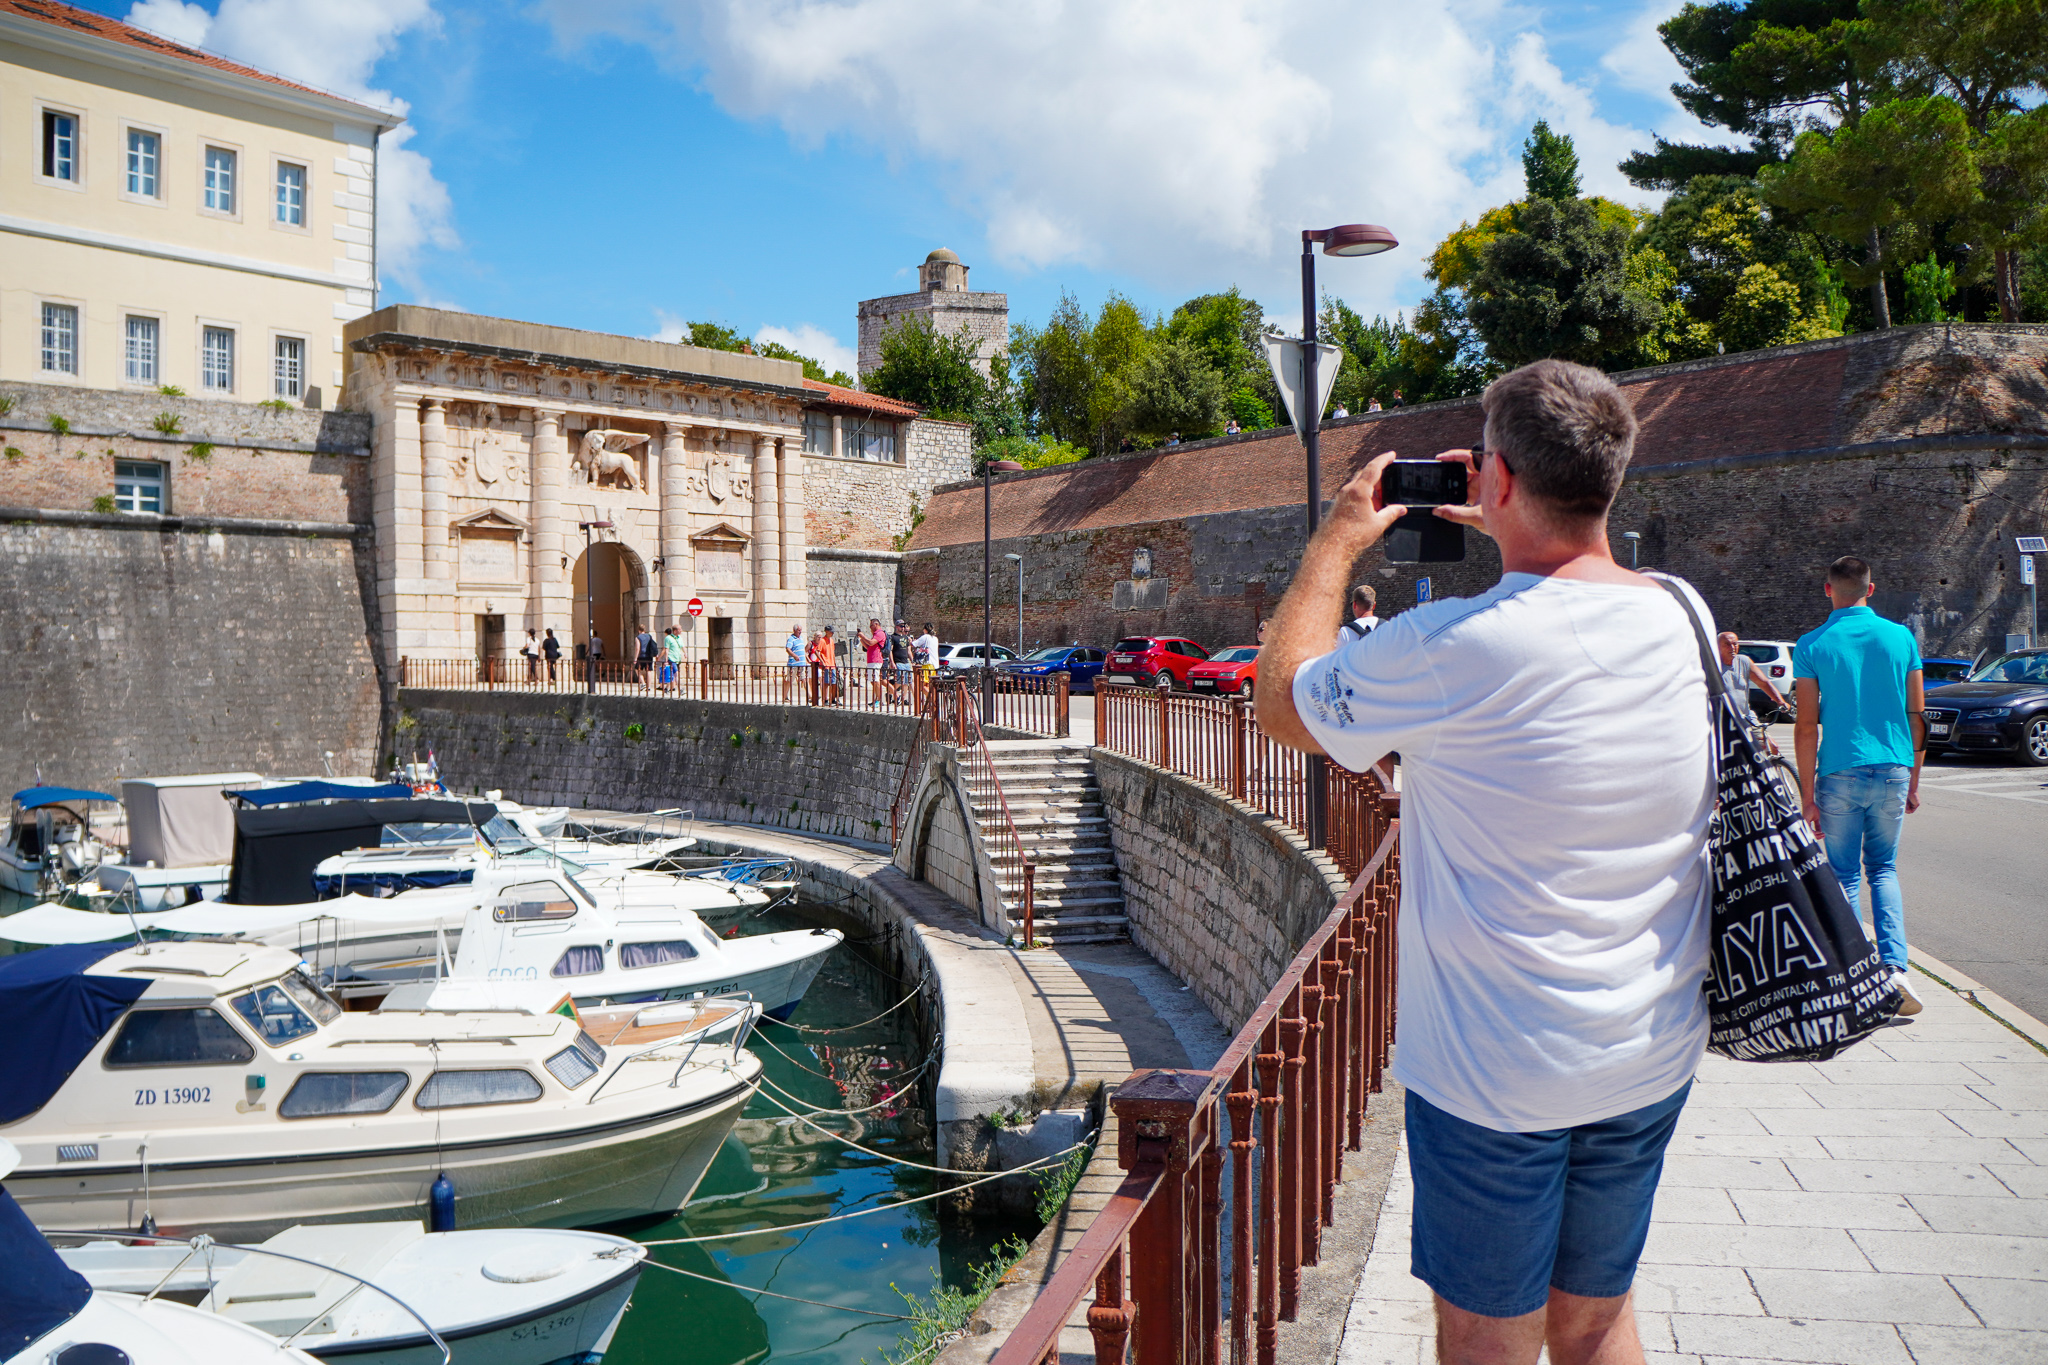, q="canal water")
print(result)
[607,900,1037,1365]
